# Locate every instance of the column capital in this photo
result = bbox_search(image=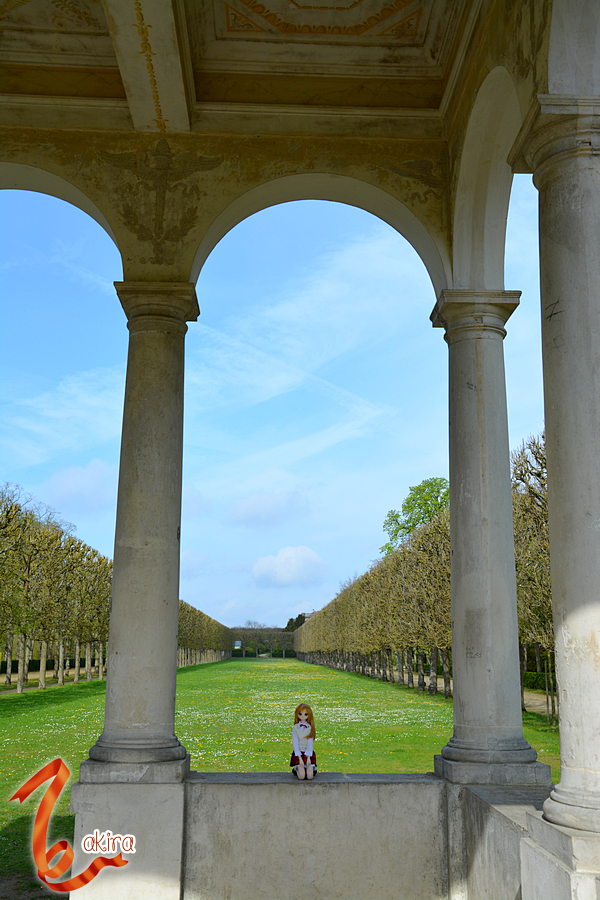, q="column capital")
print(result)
[508,94,600,184]
[114,281,200,324]
[430,290,520,344]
